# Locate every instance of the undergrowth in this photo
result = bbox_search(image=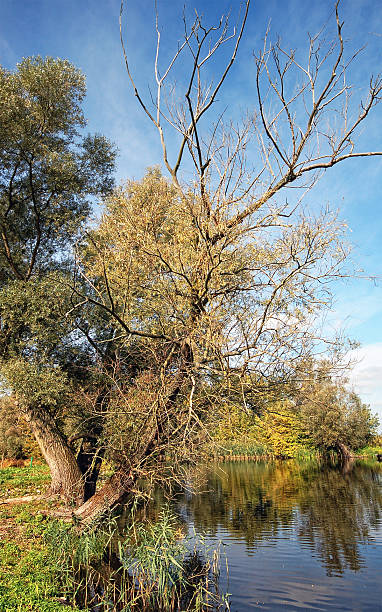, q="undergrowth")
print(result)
[45,508,230,611]
[0,506,80,611]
